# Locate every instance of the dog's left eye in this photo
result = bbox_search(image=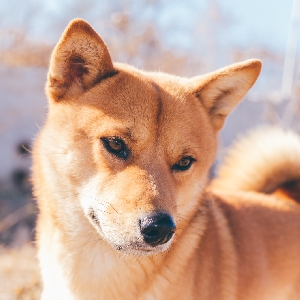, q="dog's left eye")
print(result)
[101,137,130,160]
[172,156,196,172]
